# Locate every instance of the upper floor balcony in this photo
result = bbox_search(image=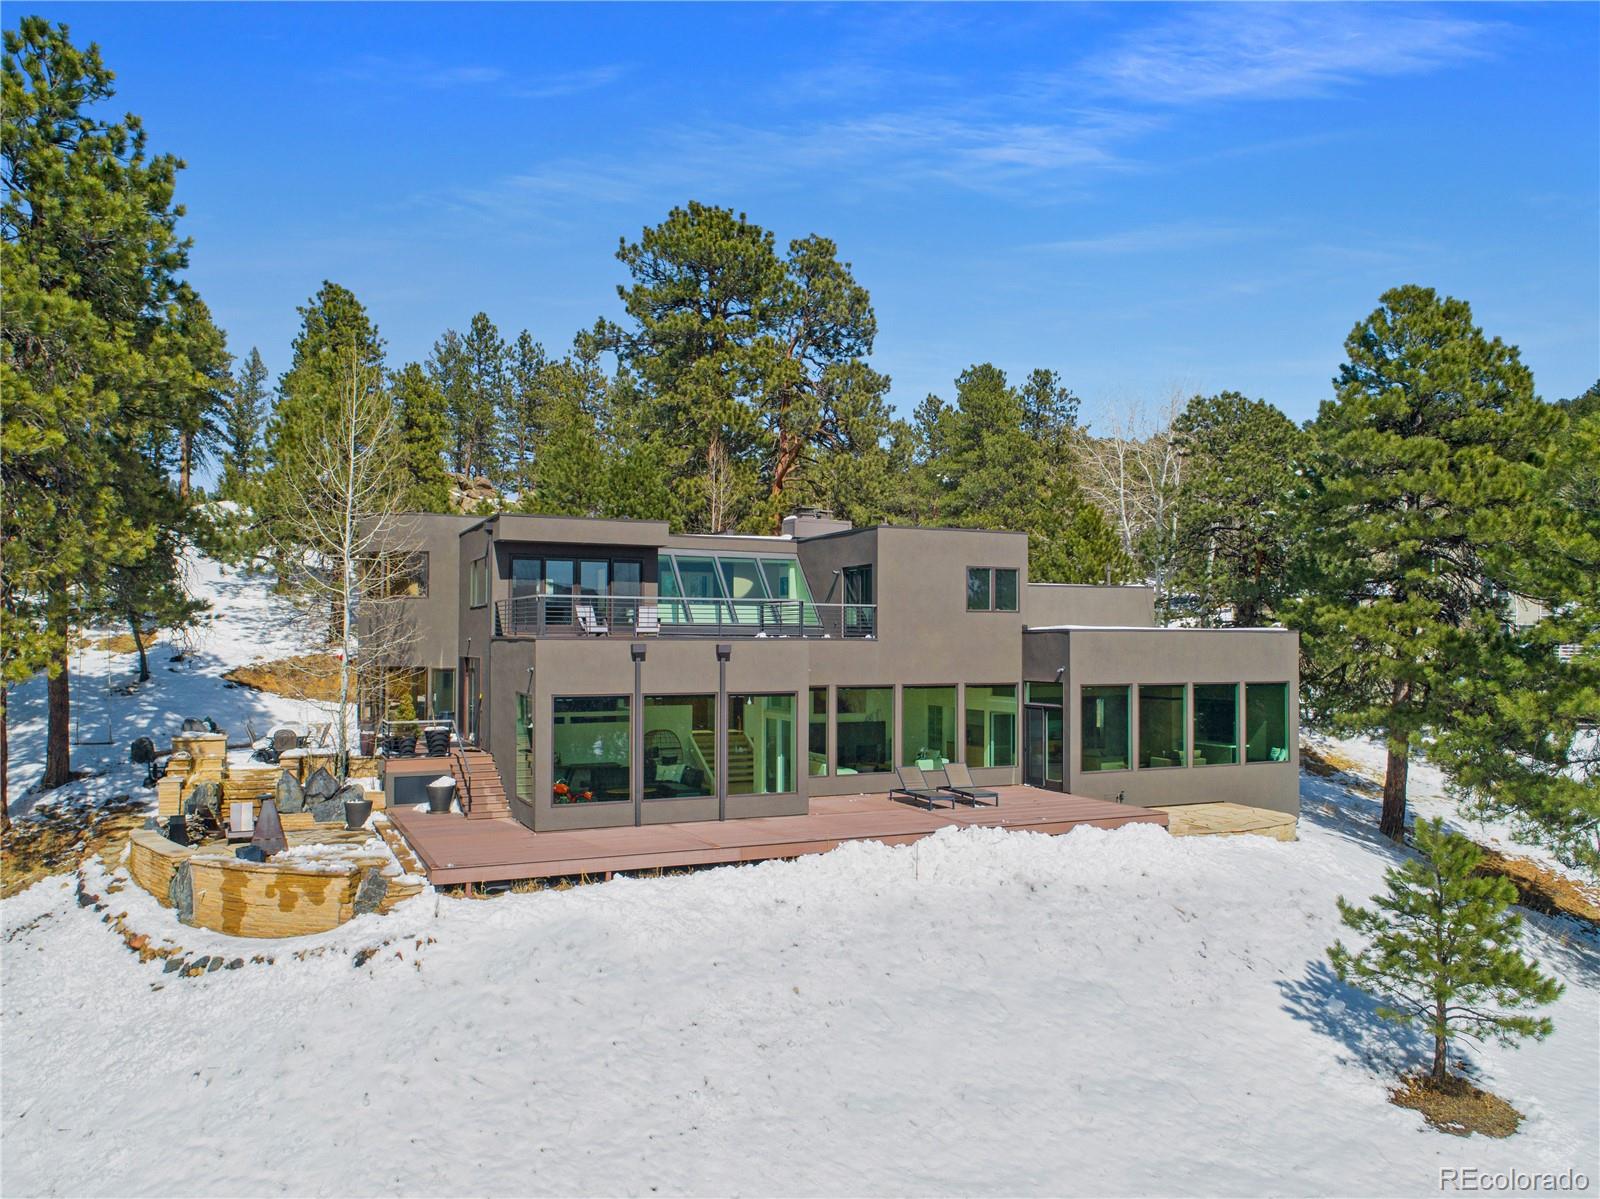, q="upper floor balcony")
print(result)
[493,594,877,640]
